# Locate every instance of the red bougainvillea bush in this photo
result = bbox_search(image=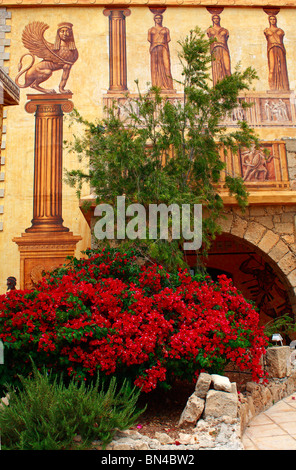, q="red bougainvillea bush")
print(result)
[0,248,269,394]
